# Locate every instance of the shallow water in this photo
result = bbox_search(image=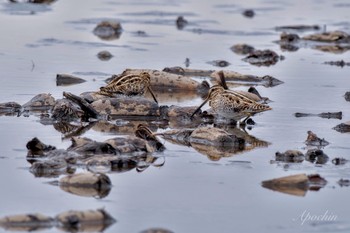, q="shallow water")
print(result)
[1,0,350,232]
